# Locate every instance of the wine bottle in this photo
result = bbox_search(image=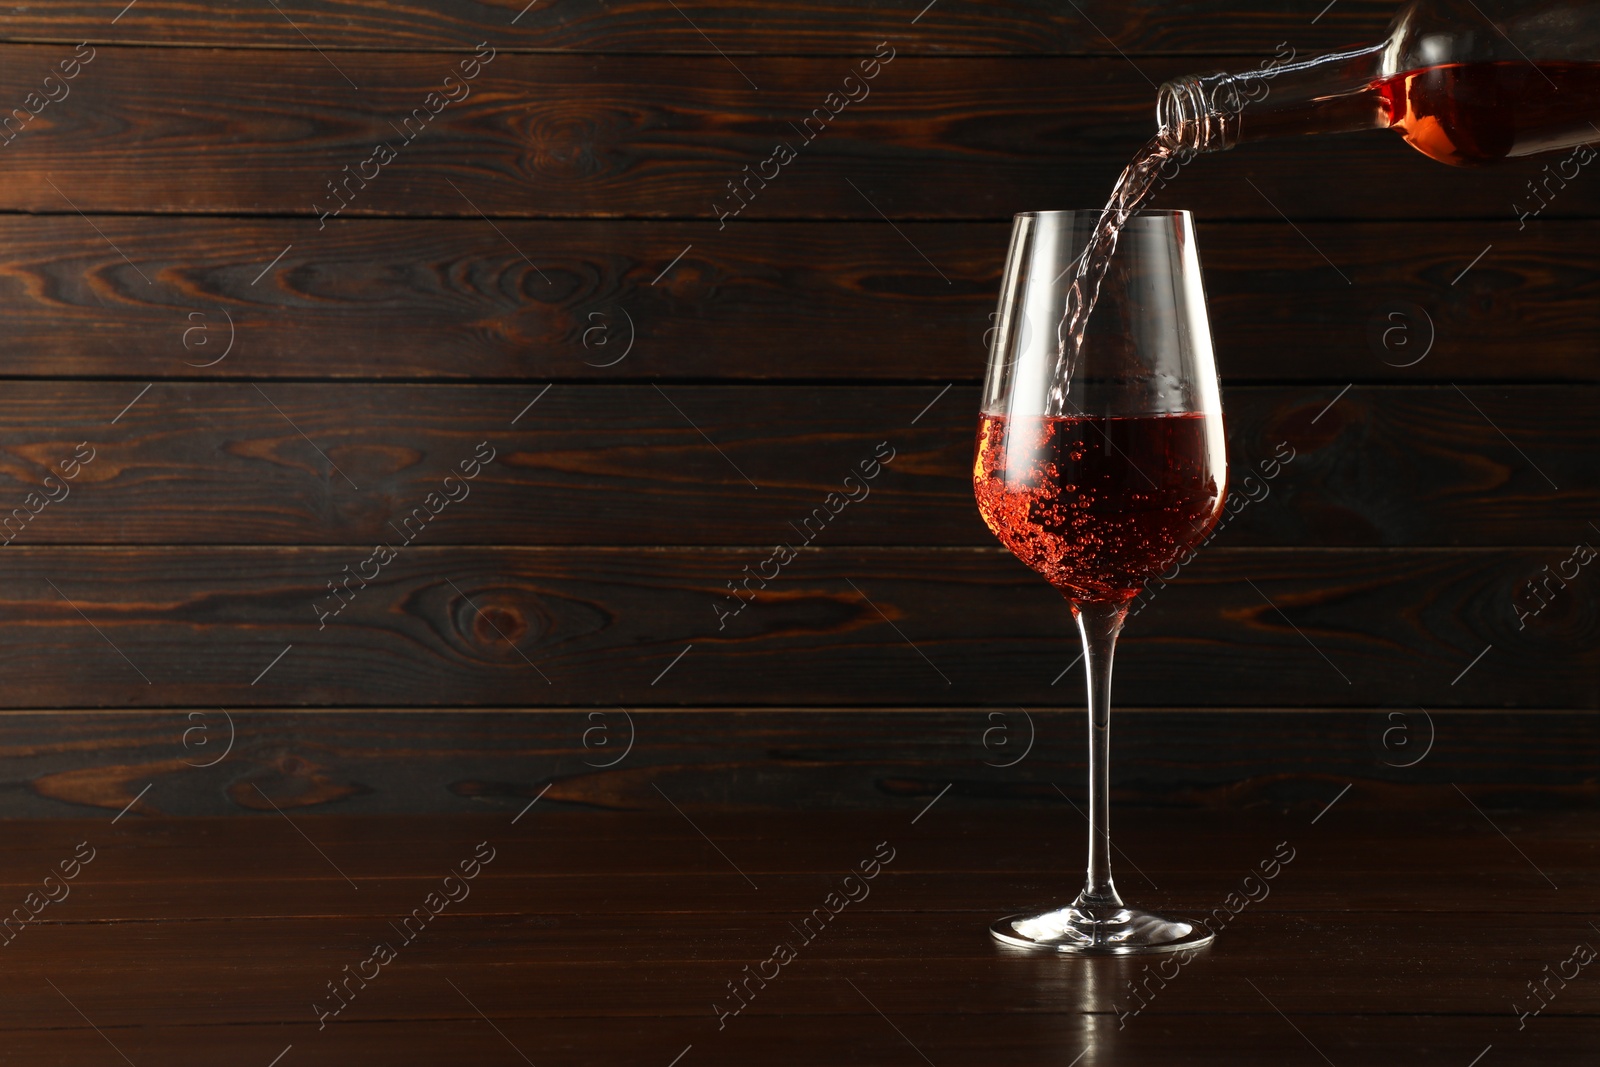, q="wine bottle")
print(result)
[1158,0,1600,166]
